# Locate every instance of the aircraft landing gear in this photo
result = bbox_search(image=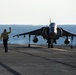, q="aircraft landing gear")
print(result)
[71,45,73,49]
[71,36,73,49]
[47,39,54,48]
[51,45,53,48]
[48,43,50,48]
[28,44,30,48]
[28,34,31,48]
[50,39,53,48]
